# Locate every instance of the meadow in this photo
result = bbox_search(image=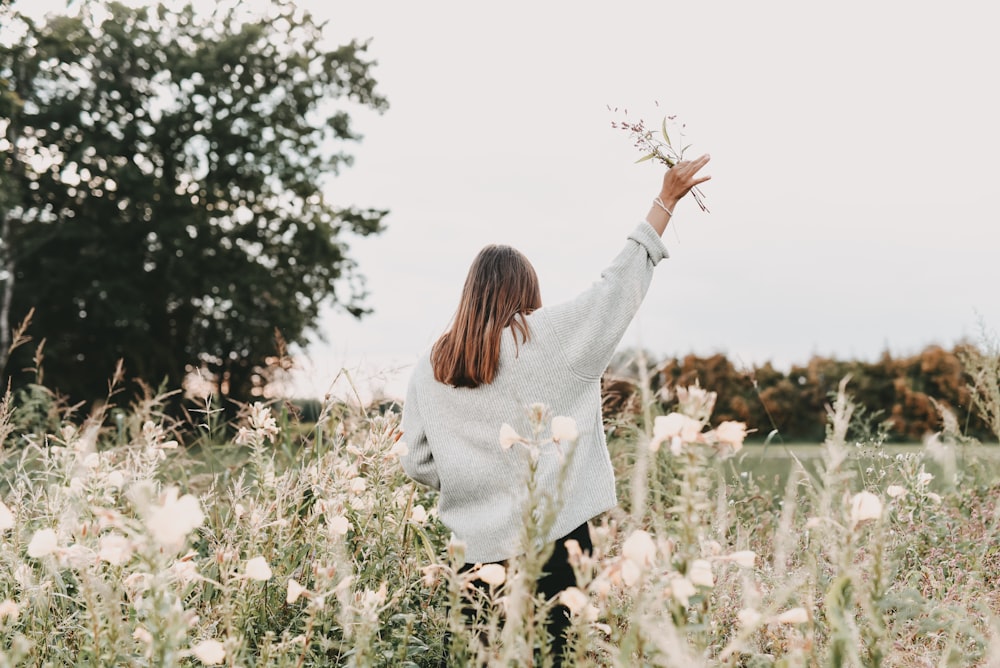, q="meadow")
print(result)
[1,372,999,667]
